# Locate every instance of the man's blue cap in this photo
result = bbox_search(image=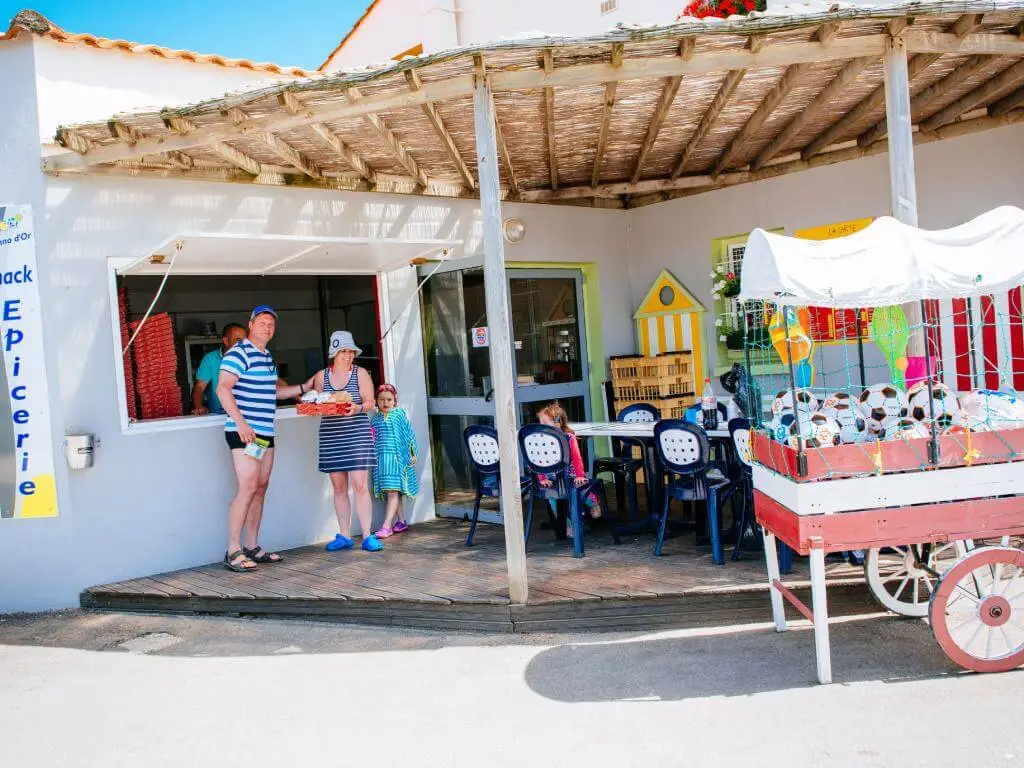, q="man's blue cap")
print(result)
[250,304,278,321]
